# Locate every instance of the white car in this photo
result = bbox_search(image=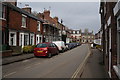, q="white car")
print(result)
[52,41,66,52]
